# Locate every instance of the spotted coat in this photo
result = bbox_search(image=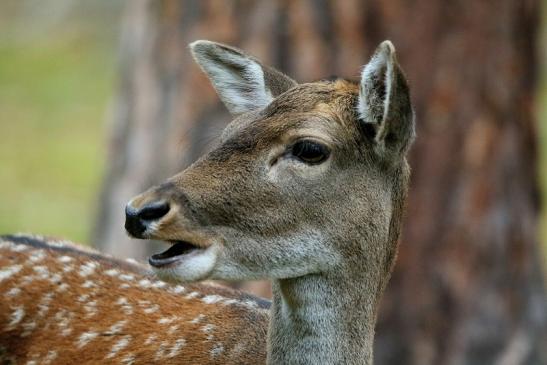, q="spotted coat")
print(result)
[0,234,269,364]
